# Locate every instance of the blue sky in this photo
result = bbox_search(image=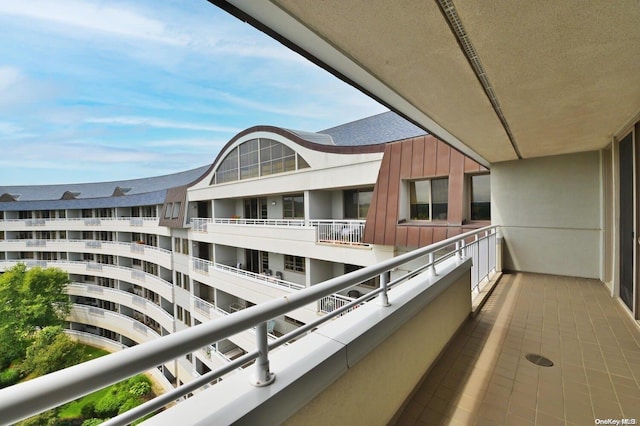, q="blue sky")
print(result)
[0,0,386,185]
